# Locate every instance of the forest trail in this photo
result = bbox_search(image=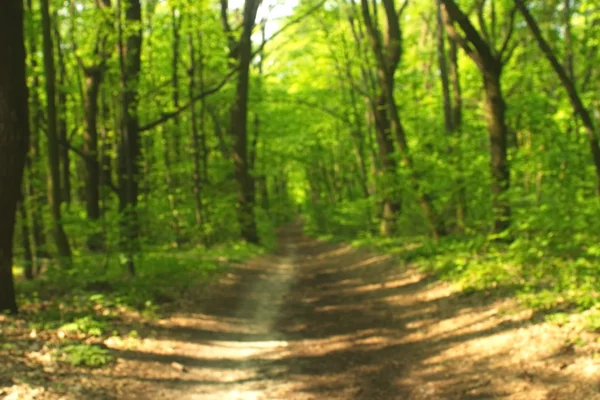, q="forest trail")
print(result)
[79,223,600,399]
